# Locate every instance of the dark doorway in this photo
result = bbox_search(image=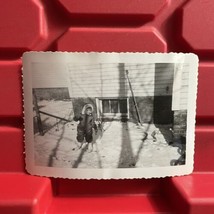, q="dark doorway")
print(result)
[153,96,173,124]
[153,63,174,124]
